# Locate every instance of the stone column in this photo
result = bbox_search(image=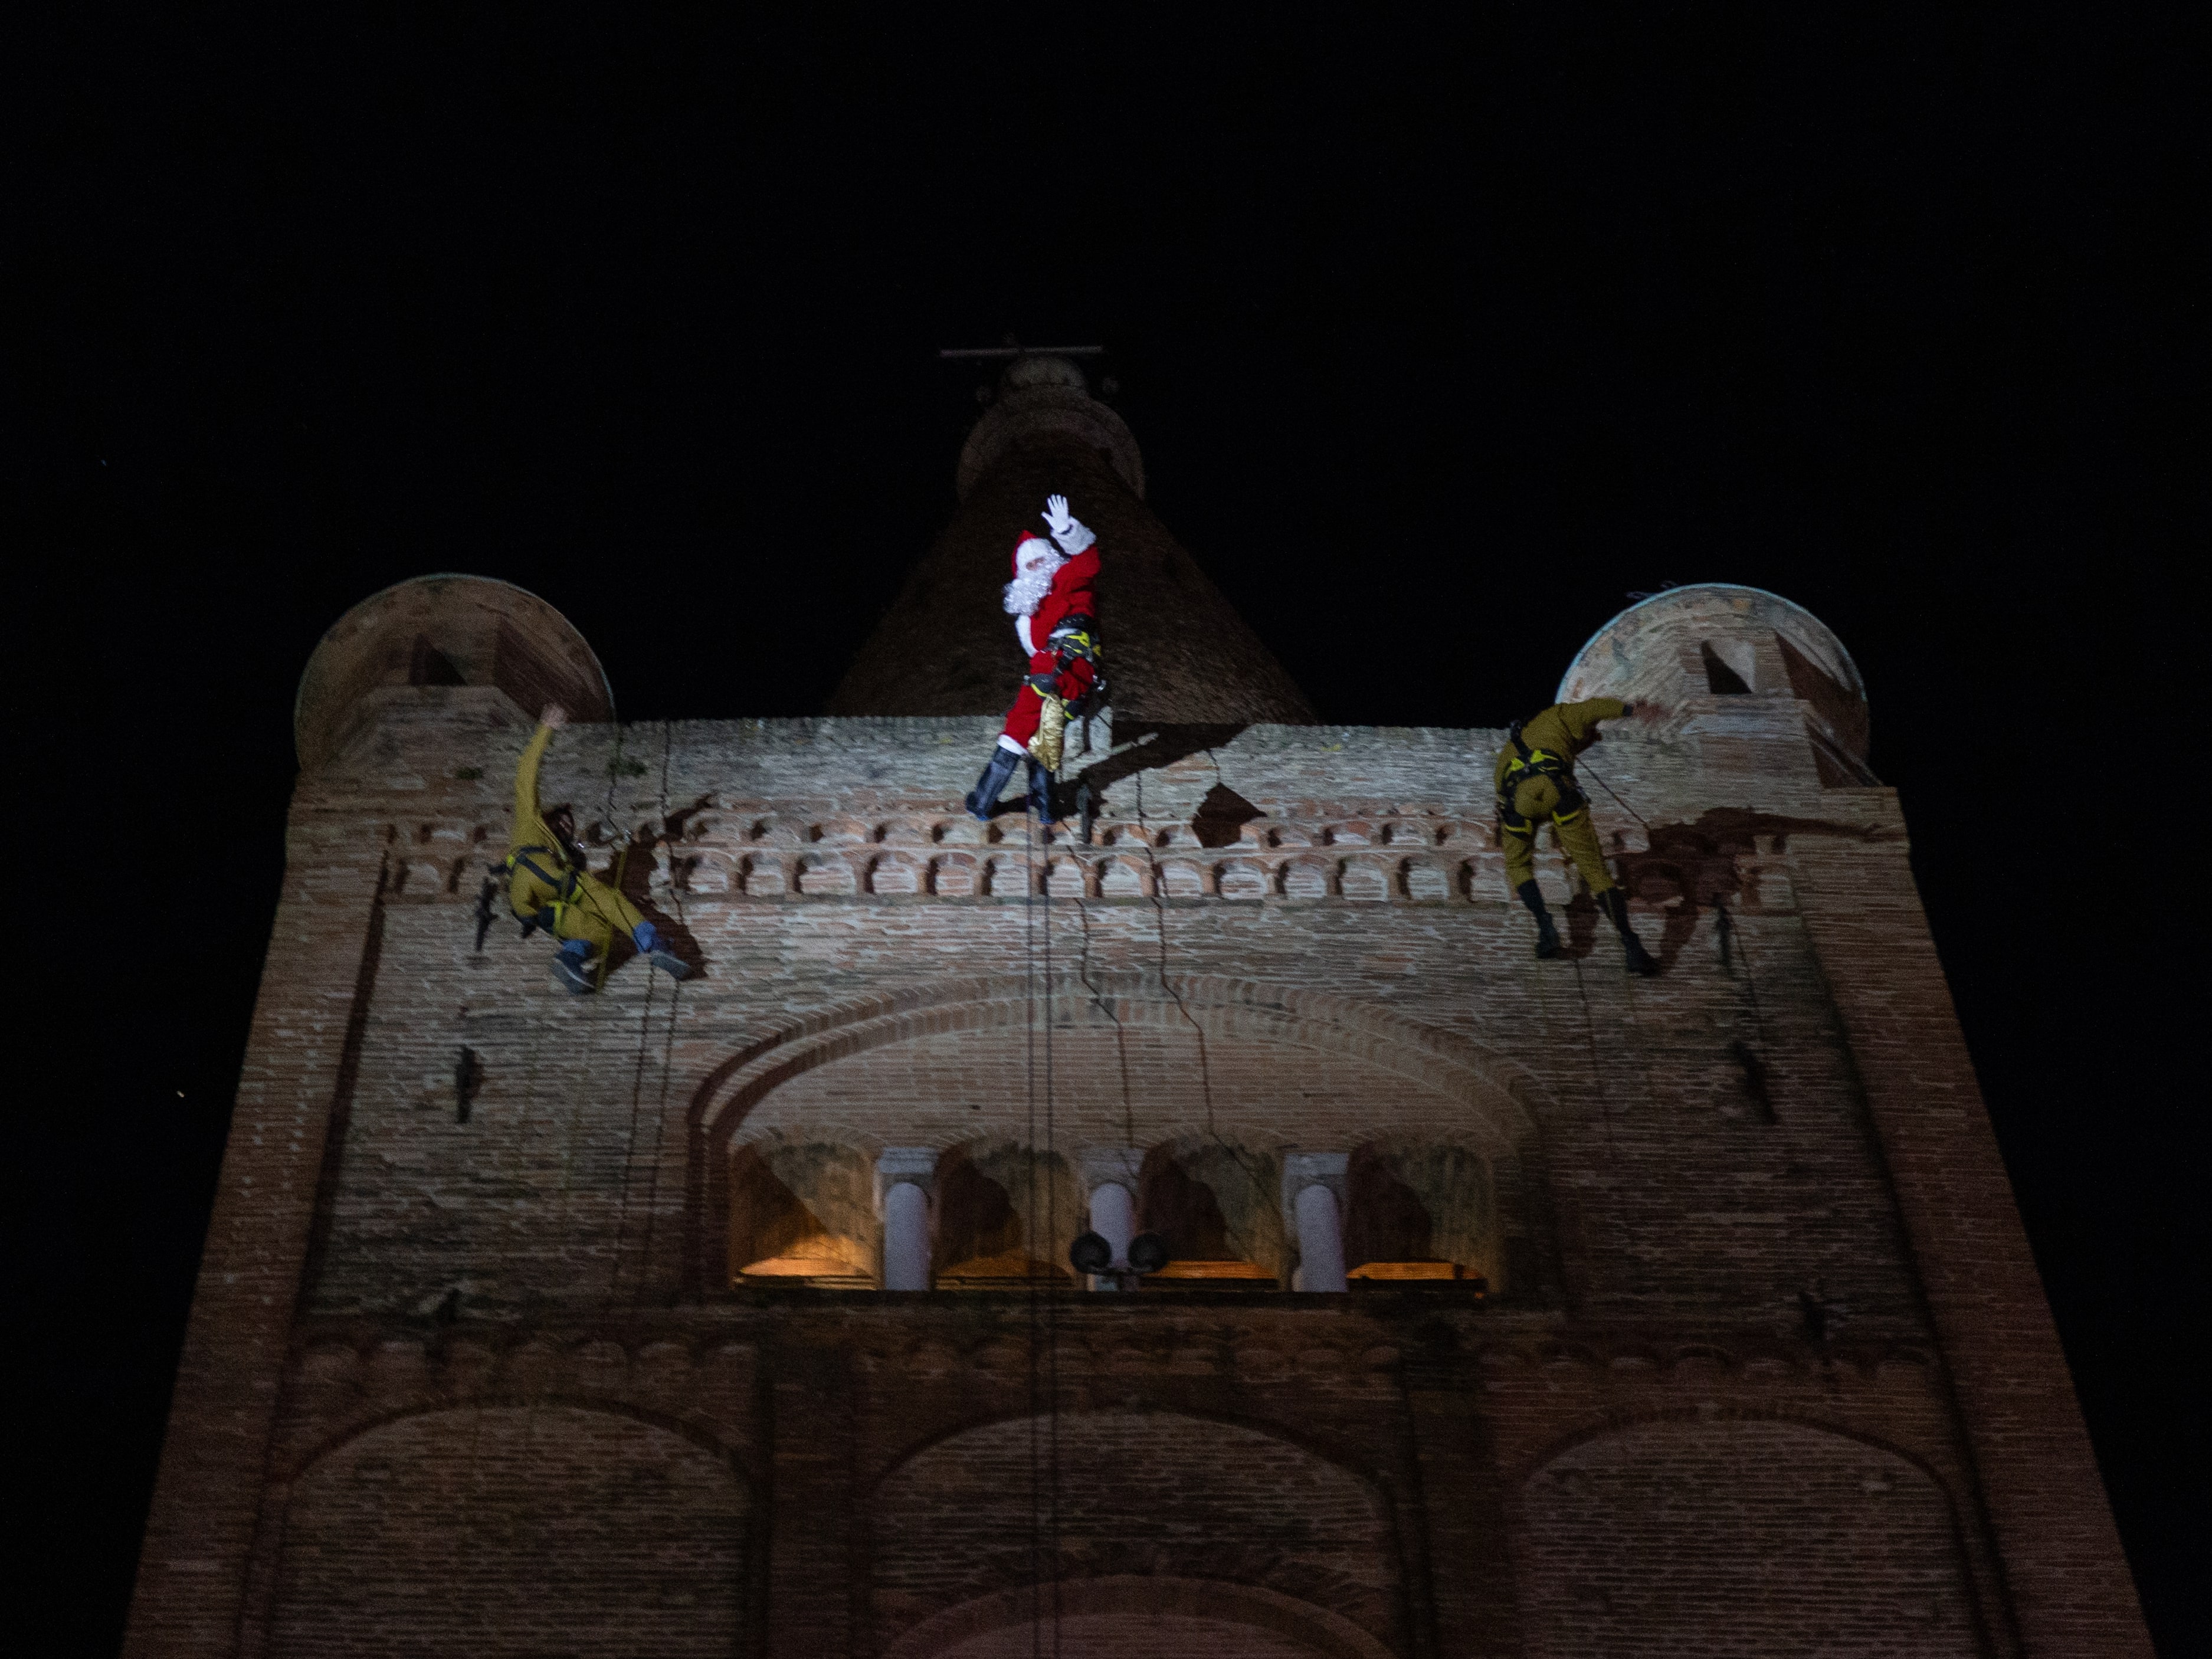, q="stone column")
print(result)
[875,1148,936,1291]
[1283,1152,1349,1293]
[1079,1147,1143,1290]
